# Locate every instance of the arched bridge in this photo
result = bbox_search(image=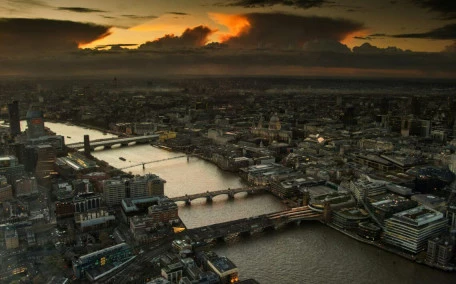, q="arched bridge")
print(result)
[67,135,159,151]
[186,206,322,242]
[171,186,267,205]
